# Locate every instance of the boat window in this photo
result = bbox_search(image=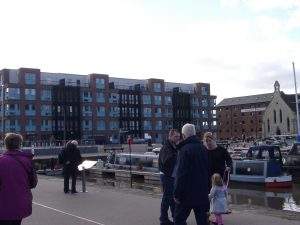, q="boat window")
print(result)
[262,151,269,159]
[118,156,127,165]
[251,149,259,158]
[273,148,280,158]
